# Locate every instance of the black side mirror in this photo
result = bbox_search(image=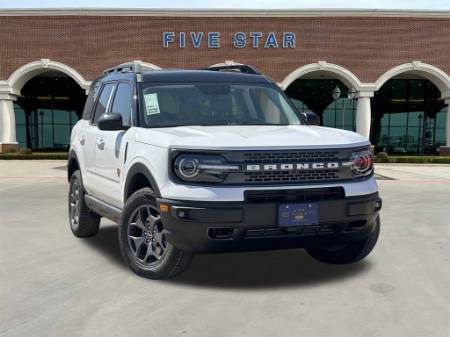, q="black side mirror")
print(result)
[302,111,320,126]
[98,113,124,131]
